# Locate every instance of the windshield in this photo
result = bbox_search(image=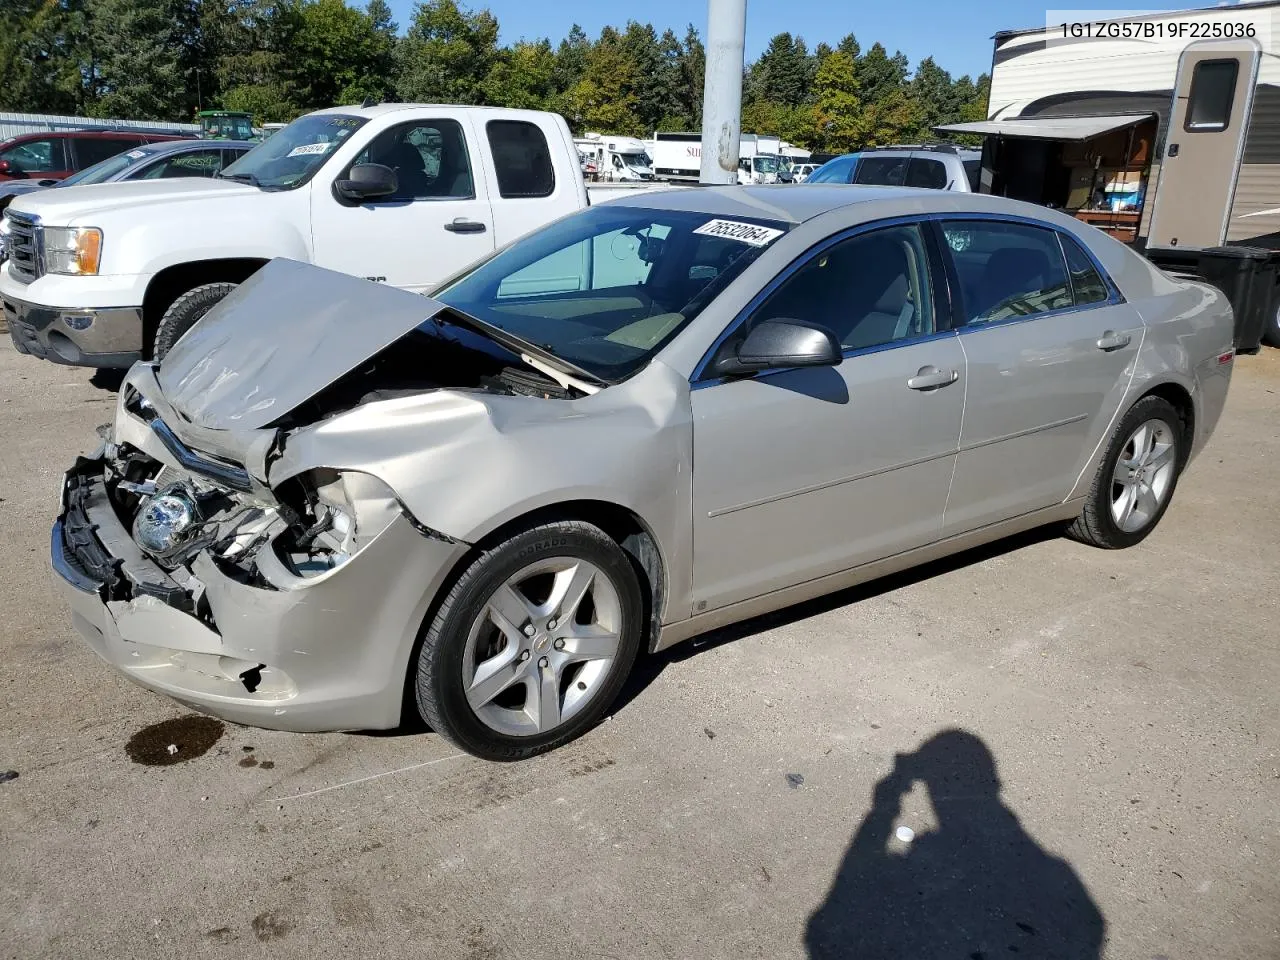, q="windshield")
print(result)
[619,152,651,167]
[435,205,790,382]
[203,115,255,140]
[753,155,780,173]
[59,149,151,187]
[218,114,366,190]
